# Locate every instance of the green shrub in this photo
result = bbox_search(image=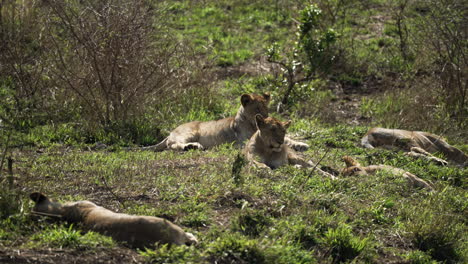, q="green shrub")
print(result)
[323,224,369,263]
[206,233,265,264]
[0,188,22,220]
[29,224,115,249]
[265,244,316,264]
[405,250,437,264]
[232,209,271,237]
[405,209,465,262]
[140,244,199,263]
